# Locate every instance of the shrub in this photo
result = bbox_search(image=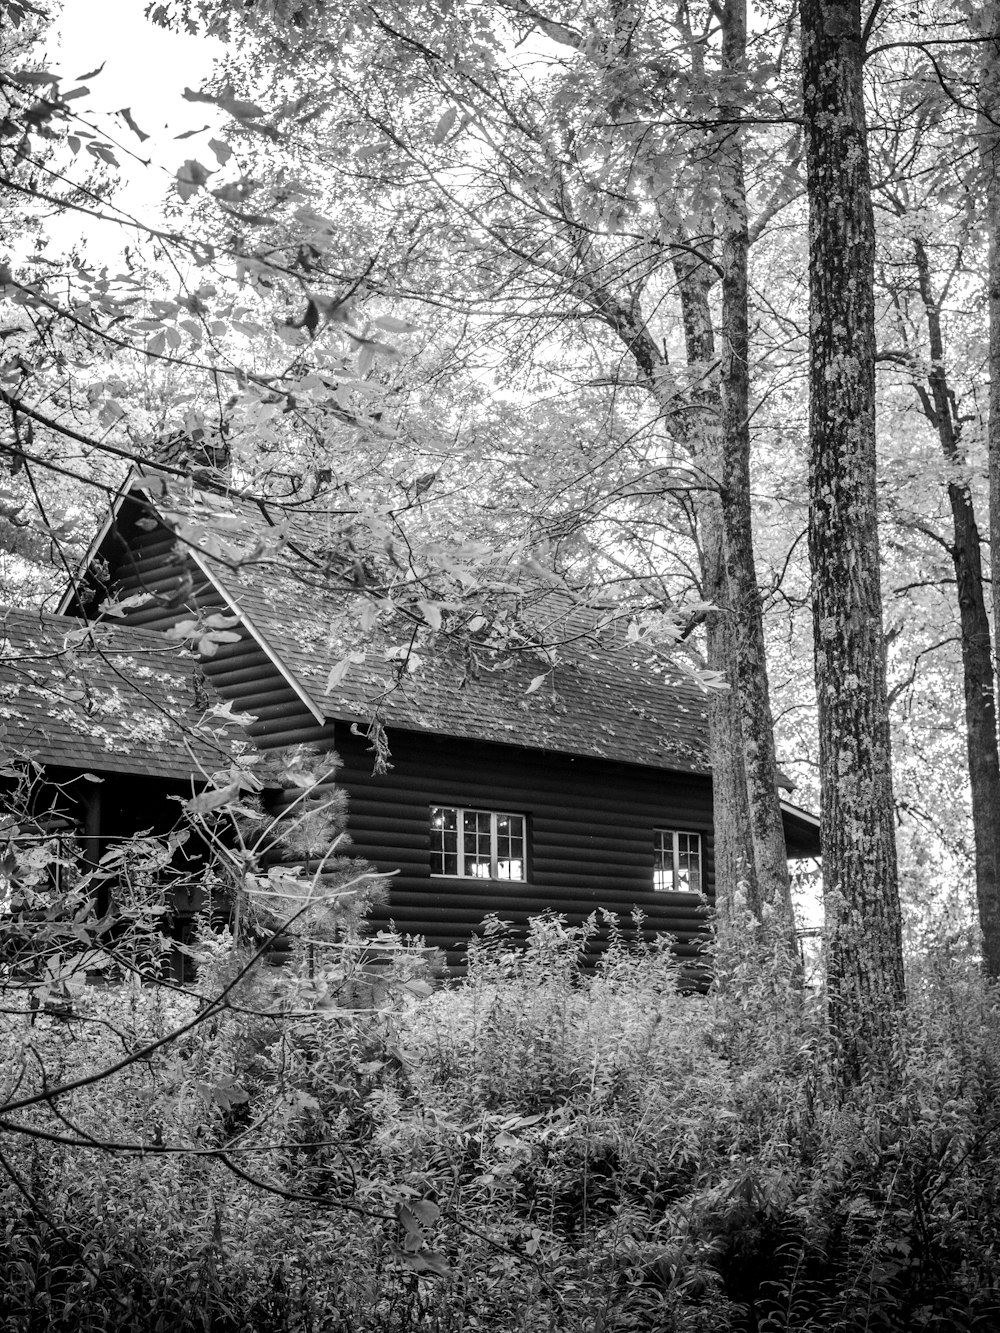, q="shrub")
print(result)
[4,911,1000,1331]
